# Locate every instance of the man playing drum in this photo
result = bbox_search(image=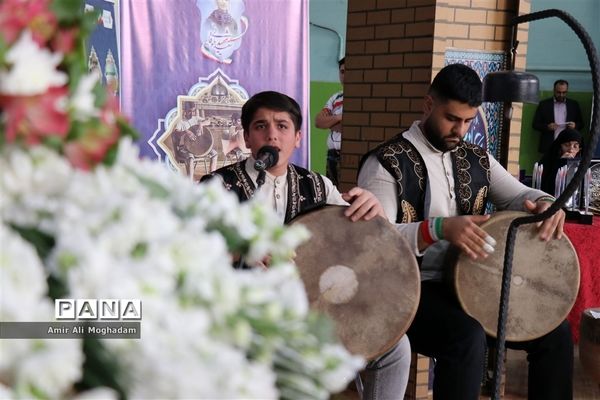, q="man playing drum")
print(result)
[202,90,412,399]
[358,64,573,400]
